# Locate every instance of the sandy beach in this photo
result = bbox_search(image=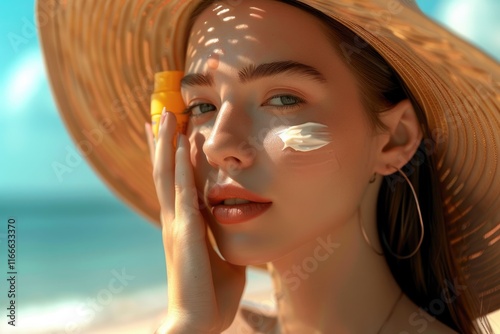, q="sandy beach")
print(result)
[89,300,500,334]
[1,266,492,334]
[87,268,500,334]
